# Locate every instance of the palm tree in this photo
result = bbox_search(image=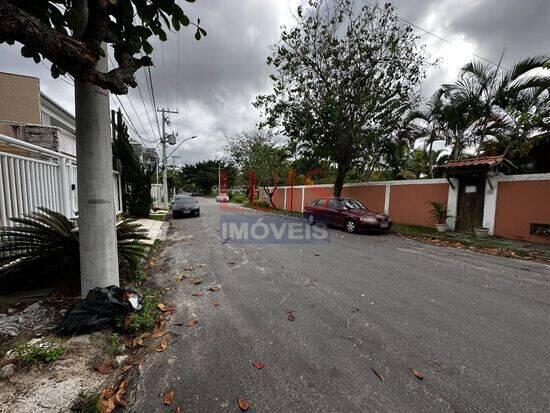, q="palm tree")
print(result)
[443,55,550,155]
